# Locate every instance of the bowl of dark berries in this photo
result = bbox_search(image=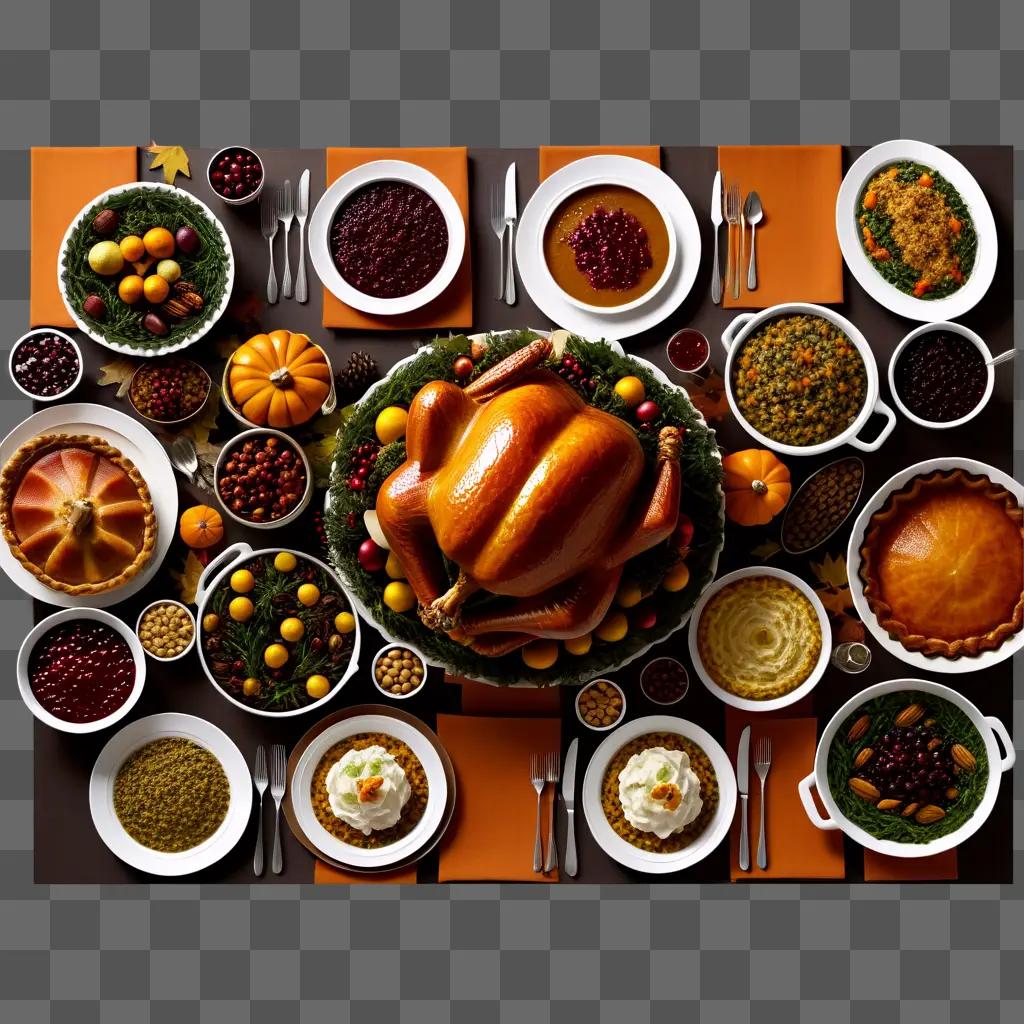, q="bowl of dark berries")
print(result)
[8,329,83,402]
[640,656,690,706]
[889,322,996,430]
[128,357,212,425]
[214,428,312,530]
[207,146,265,206]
